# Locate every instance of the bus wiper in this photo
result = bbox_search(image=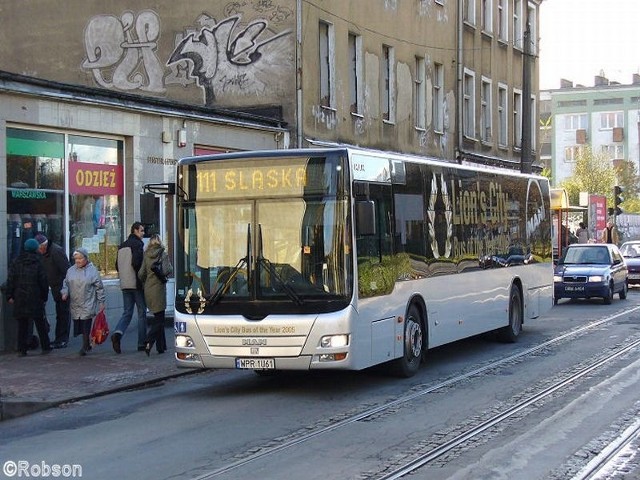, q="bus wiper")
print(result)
[257,224,304,306]
[206,224,251,306]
